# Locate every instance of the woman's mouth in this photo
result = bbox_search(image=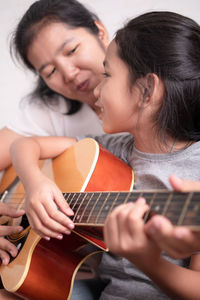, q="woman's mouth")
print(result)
[77,80,89,92]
